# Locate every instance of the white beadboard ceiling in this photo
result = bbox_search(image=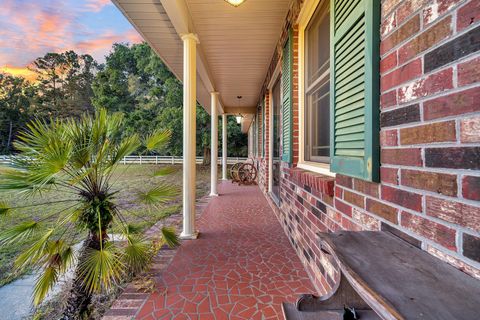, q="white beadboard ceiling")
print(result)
[113,0,292,113]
